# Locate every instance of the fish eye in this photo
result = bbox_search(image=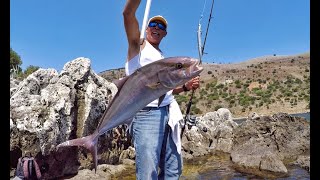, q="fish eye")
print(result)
[175,63,183,69]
